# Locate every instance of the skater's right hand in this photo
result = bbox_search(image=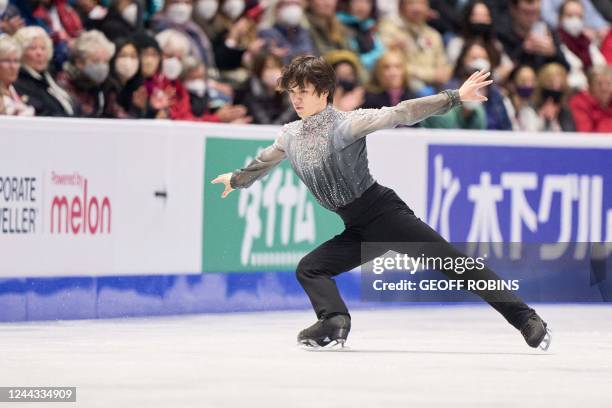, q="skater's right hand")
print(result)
[211,173,235,198]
